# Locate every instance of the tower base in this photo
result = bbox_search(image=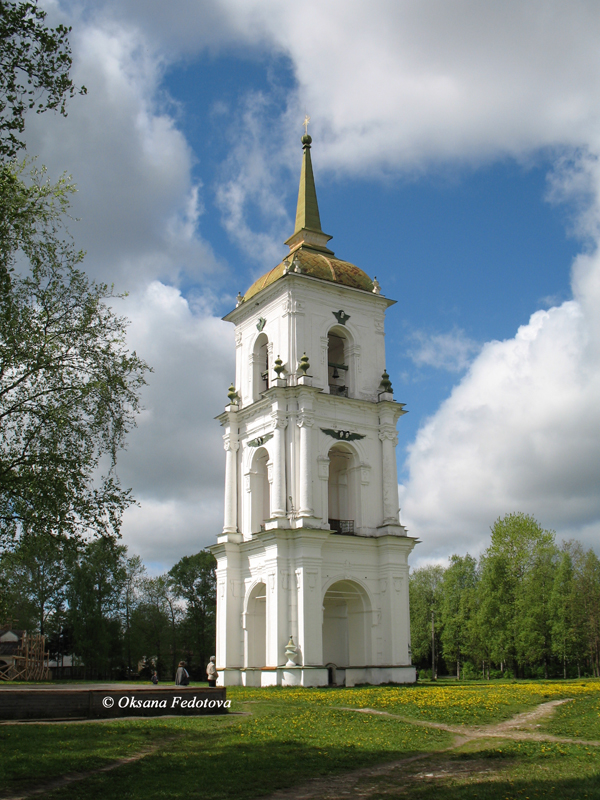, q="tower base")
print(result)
[217,665,416,688]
